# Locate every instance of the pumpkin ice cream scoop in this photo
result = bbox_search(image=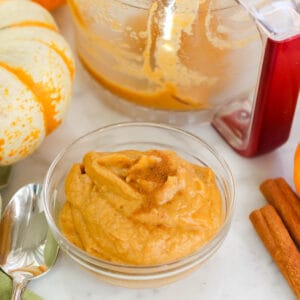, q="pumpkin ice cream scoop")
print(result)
[60,149,223,265]
[0,0,74,166]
